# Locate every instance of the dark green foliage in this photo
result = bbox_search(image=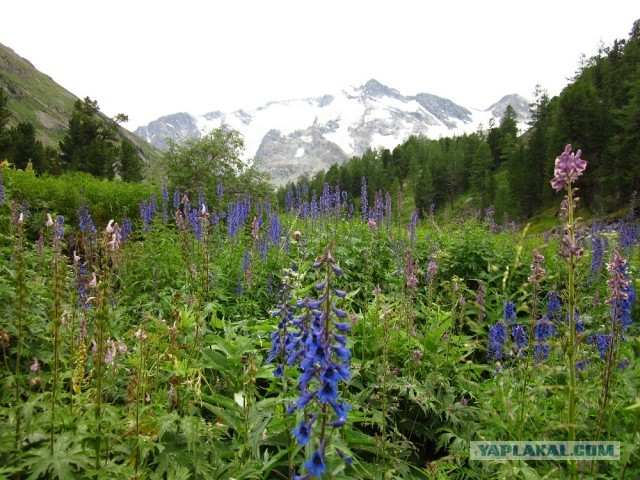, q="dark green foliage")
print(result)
[2,169,156,229]
[7,122,46,171]
[414,163,435,216]
[118,139,144,182]
[162,128,272,203]
[59,98,118,178]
